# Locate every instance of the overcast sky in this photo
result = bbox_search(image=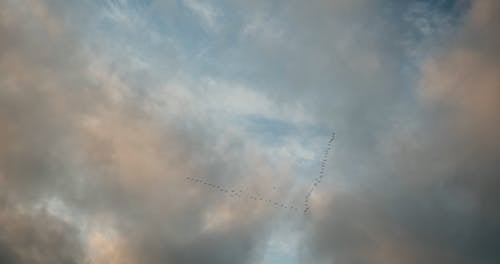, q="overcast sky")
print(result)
[1,0,499,263]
